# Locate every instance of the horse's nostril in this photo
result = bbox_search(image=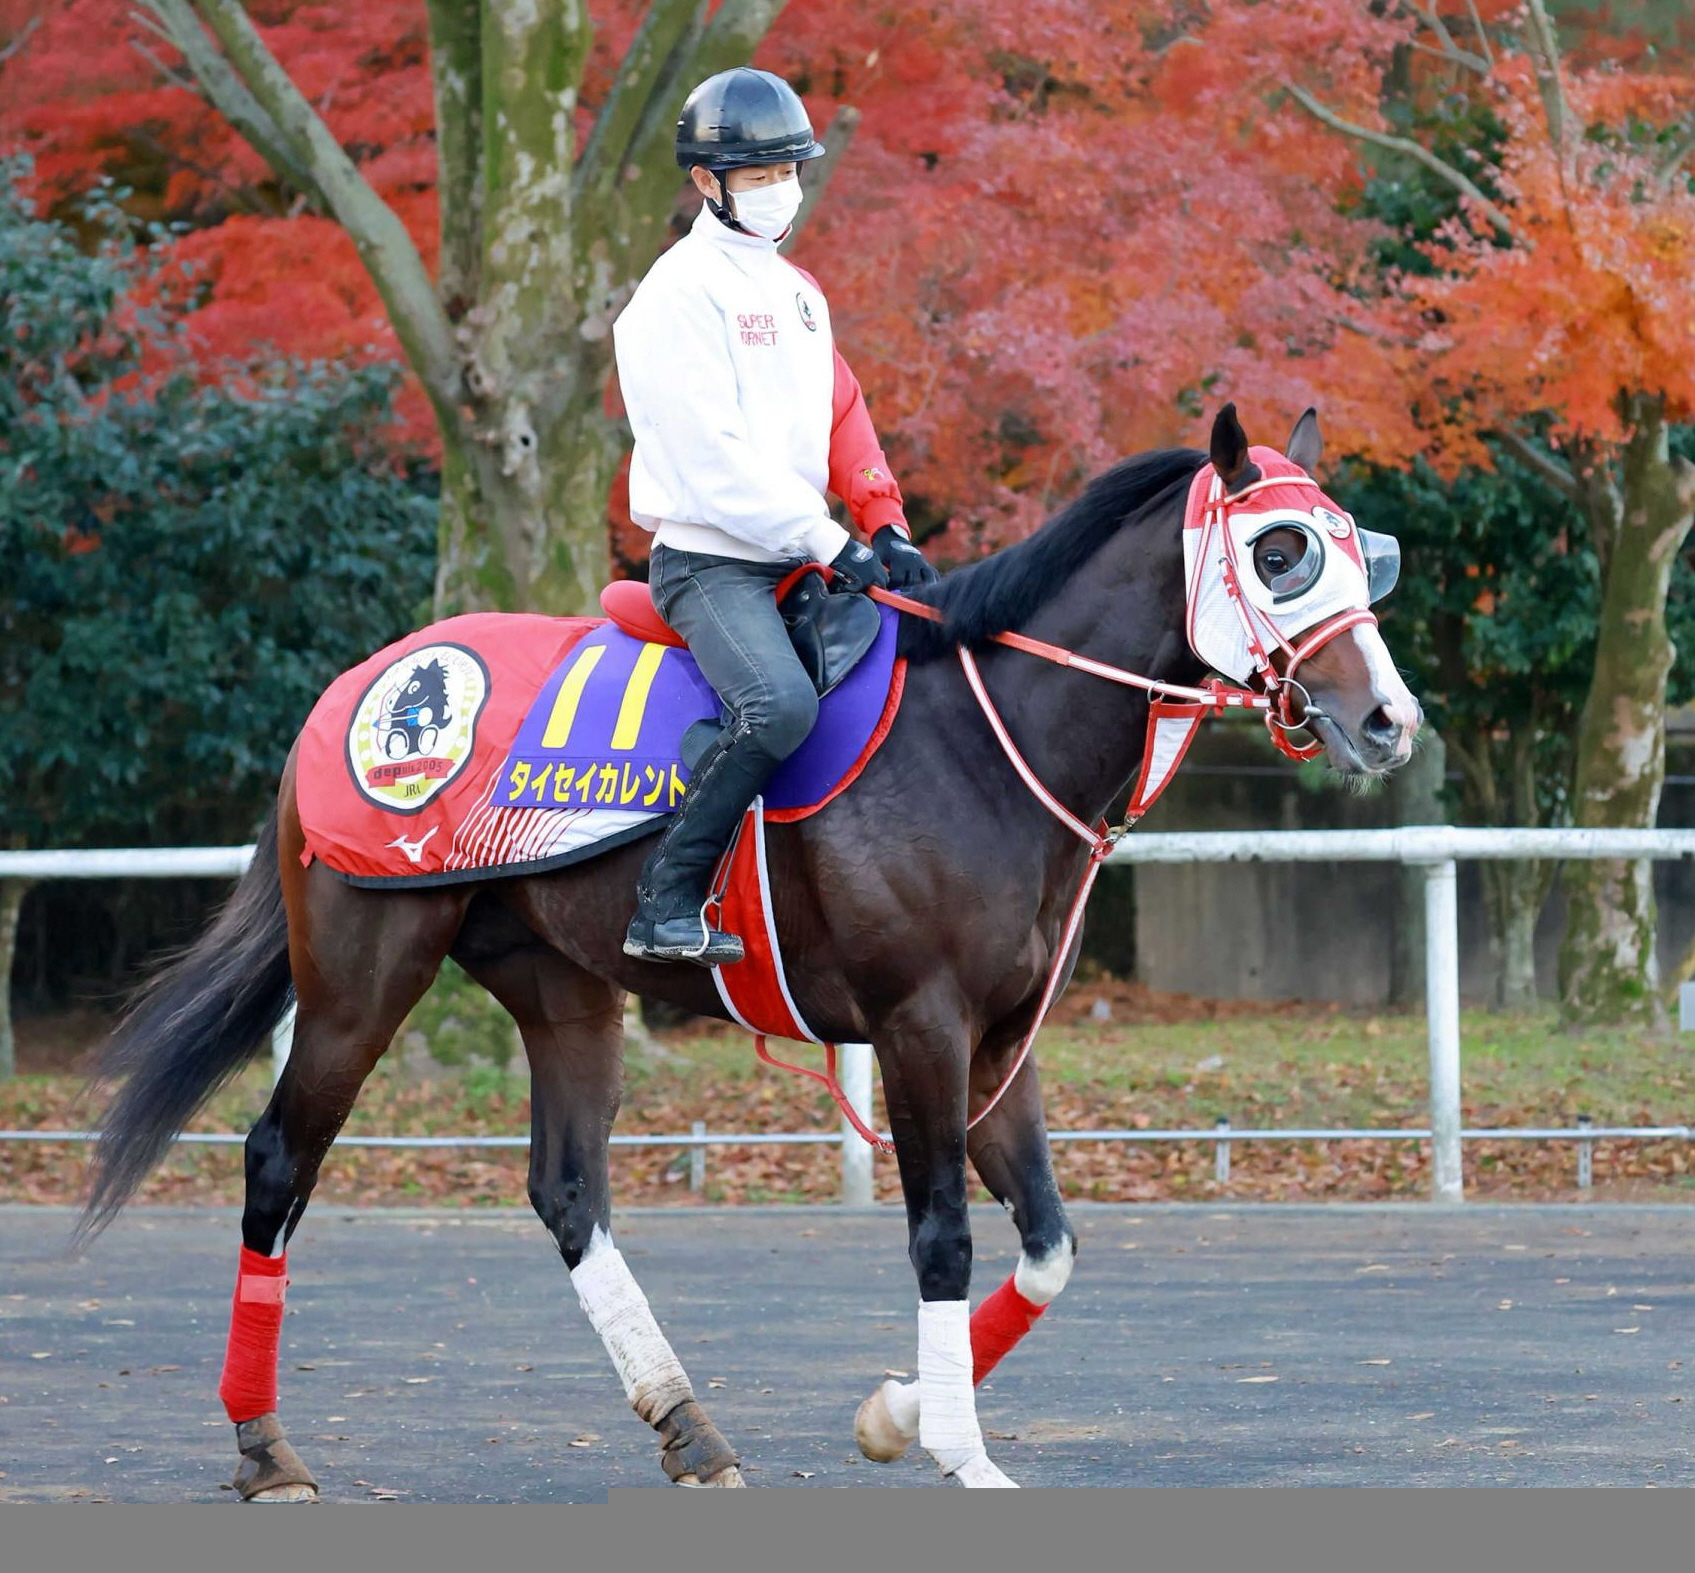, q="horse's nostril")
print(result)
[1363,705,1397,741]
